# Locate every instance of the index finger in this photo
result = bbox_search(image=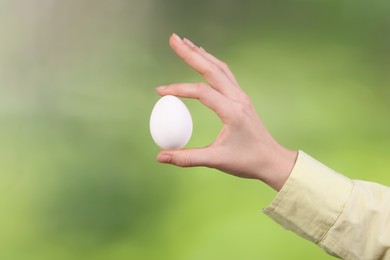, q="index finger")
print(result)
[156,83,232,121]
